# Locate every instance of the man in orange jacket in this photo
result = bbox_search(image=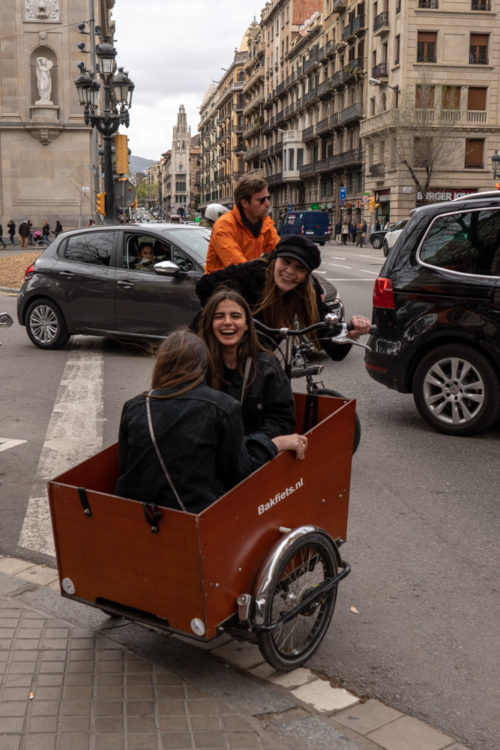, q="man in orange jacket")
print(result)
[204,176,280,273]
